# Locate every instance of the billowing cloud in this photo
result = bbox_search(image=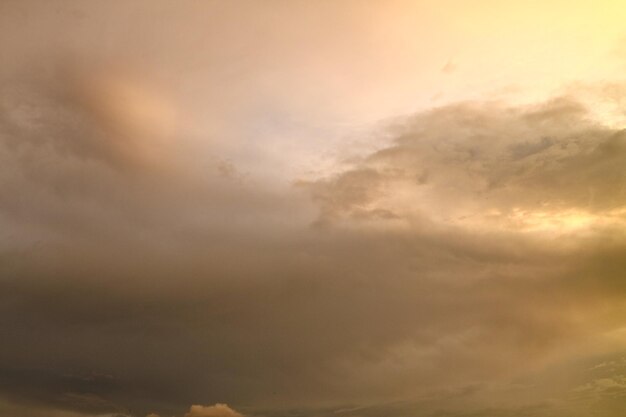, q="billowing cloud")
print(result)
[303,96,626,233]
